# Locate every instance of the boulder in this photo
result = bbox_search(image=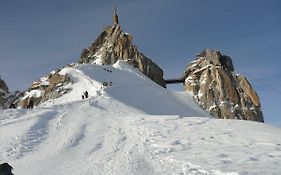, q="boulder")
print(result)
[184,49,264,122]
